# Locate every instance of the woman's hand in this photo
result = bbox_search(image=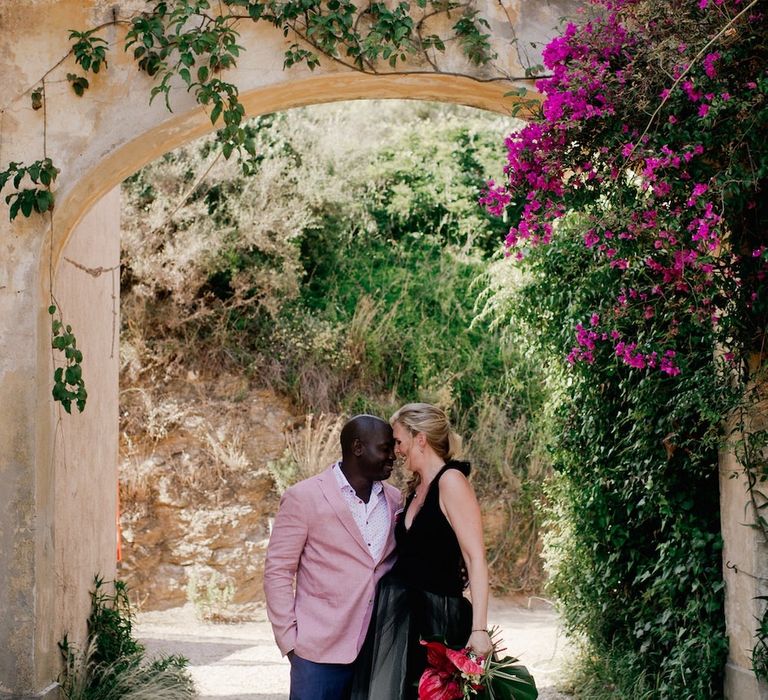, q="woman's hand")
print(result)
[467,629,493,659]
